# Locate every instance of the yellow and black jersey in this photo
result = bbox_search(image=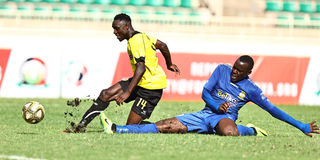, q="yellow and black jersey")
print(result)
[127,32,166,89]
